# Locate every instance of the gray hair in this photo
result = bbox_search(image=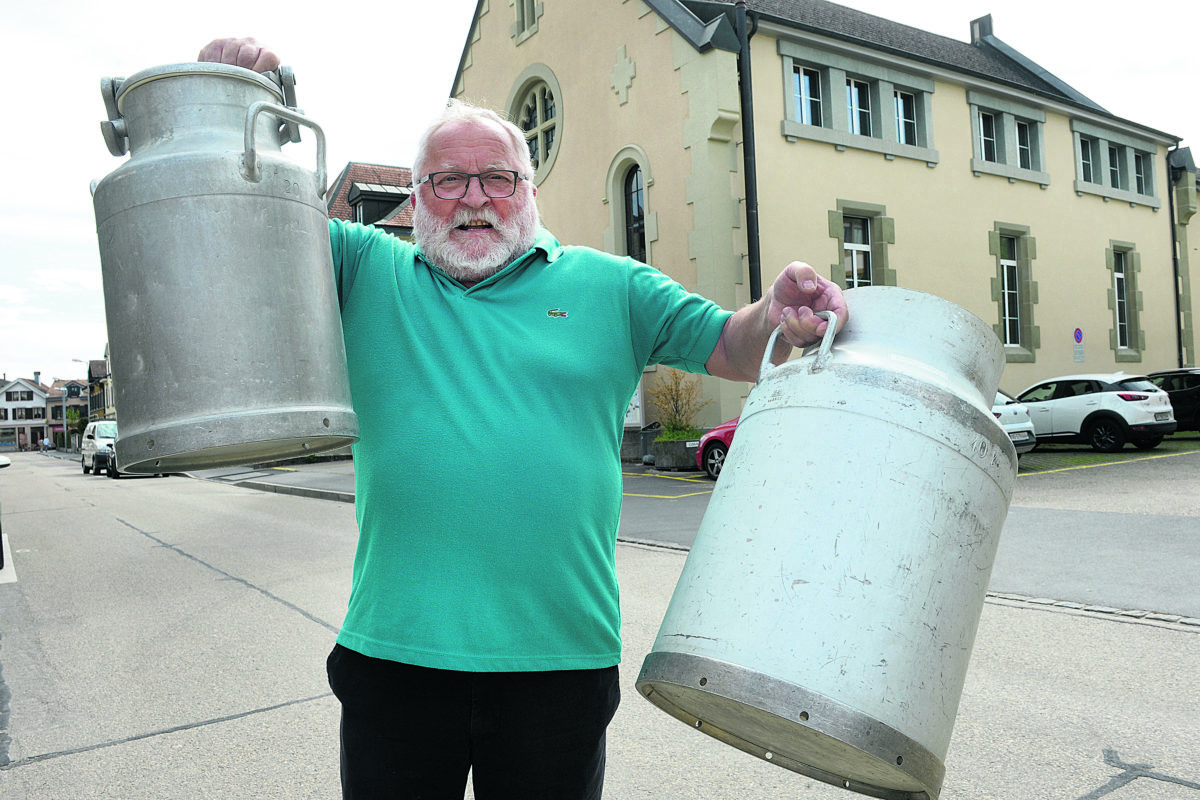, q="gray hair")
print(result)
[412,99,534,182]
